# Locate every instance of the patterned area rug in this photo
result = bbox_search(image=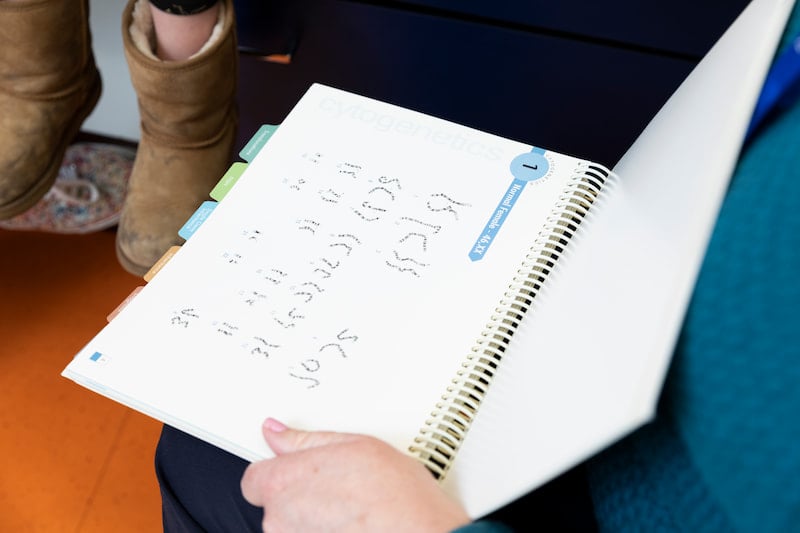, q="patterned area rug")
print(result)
[0,142,134,234]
